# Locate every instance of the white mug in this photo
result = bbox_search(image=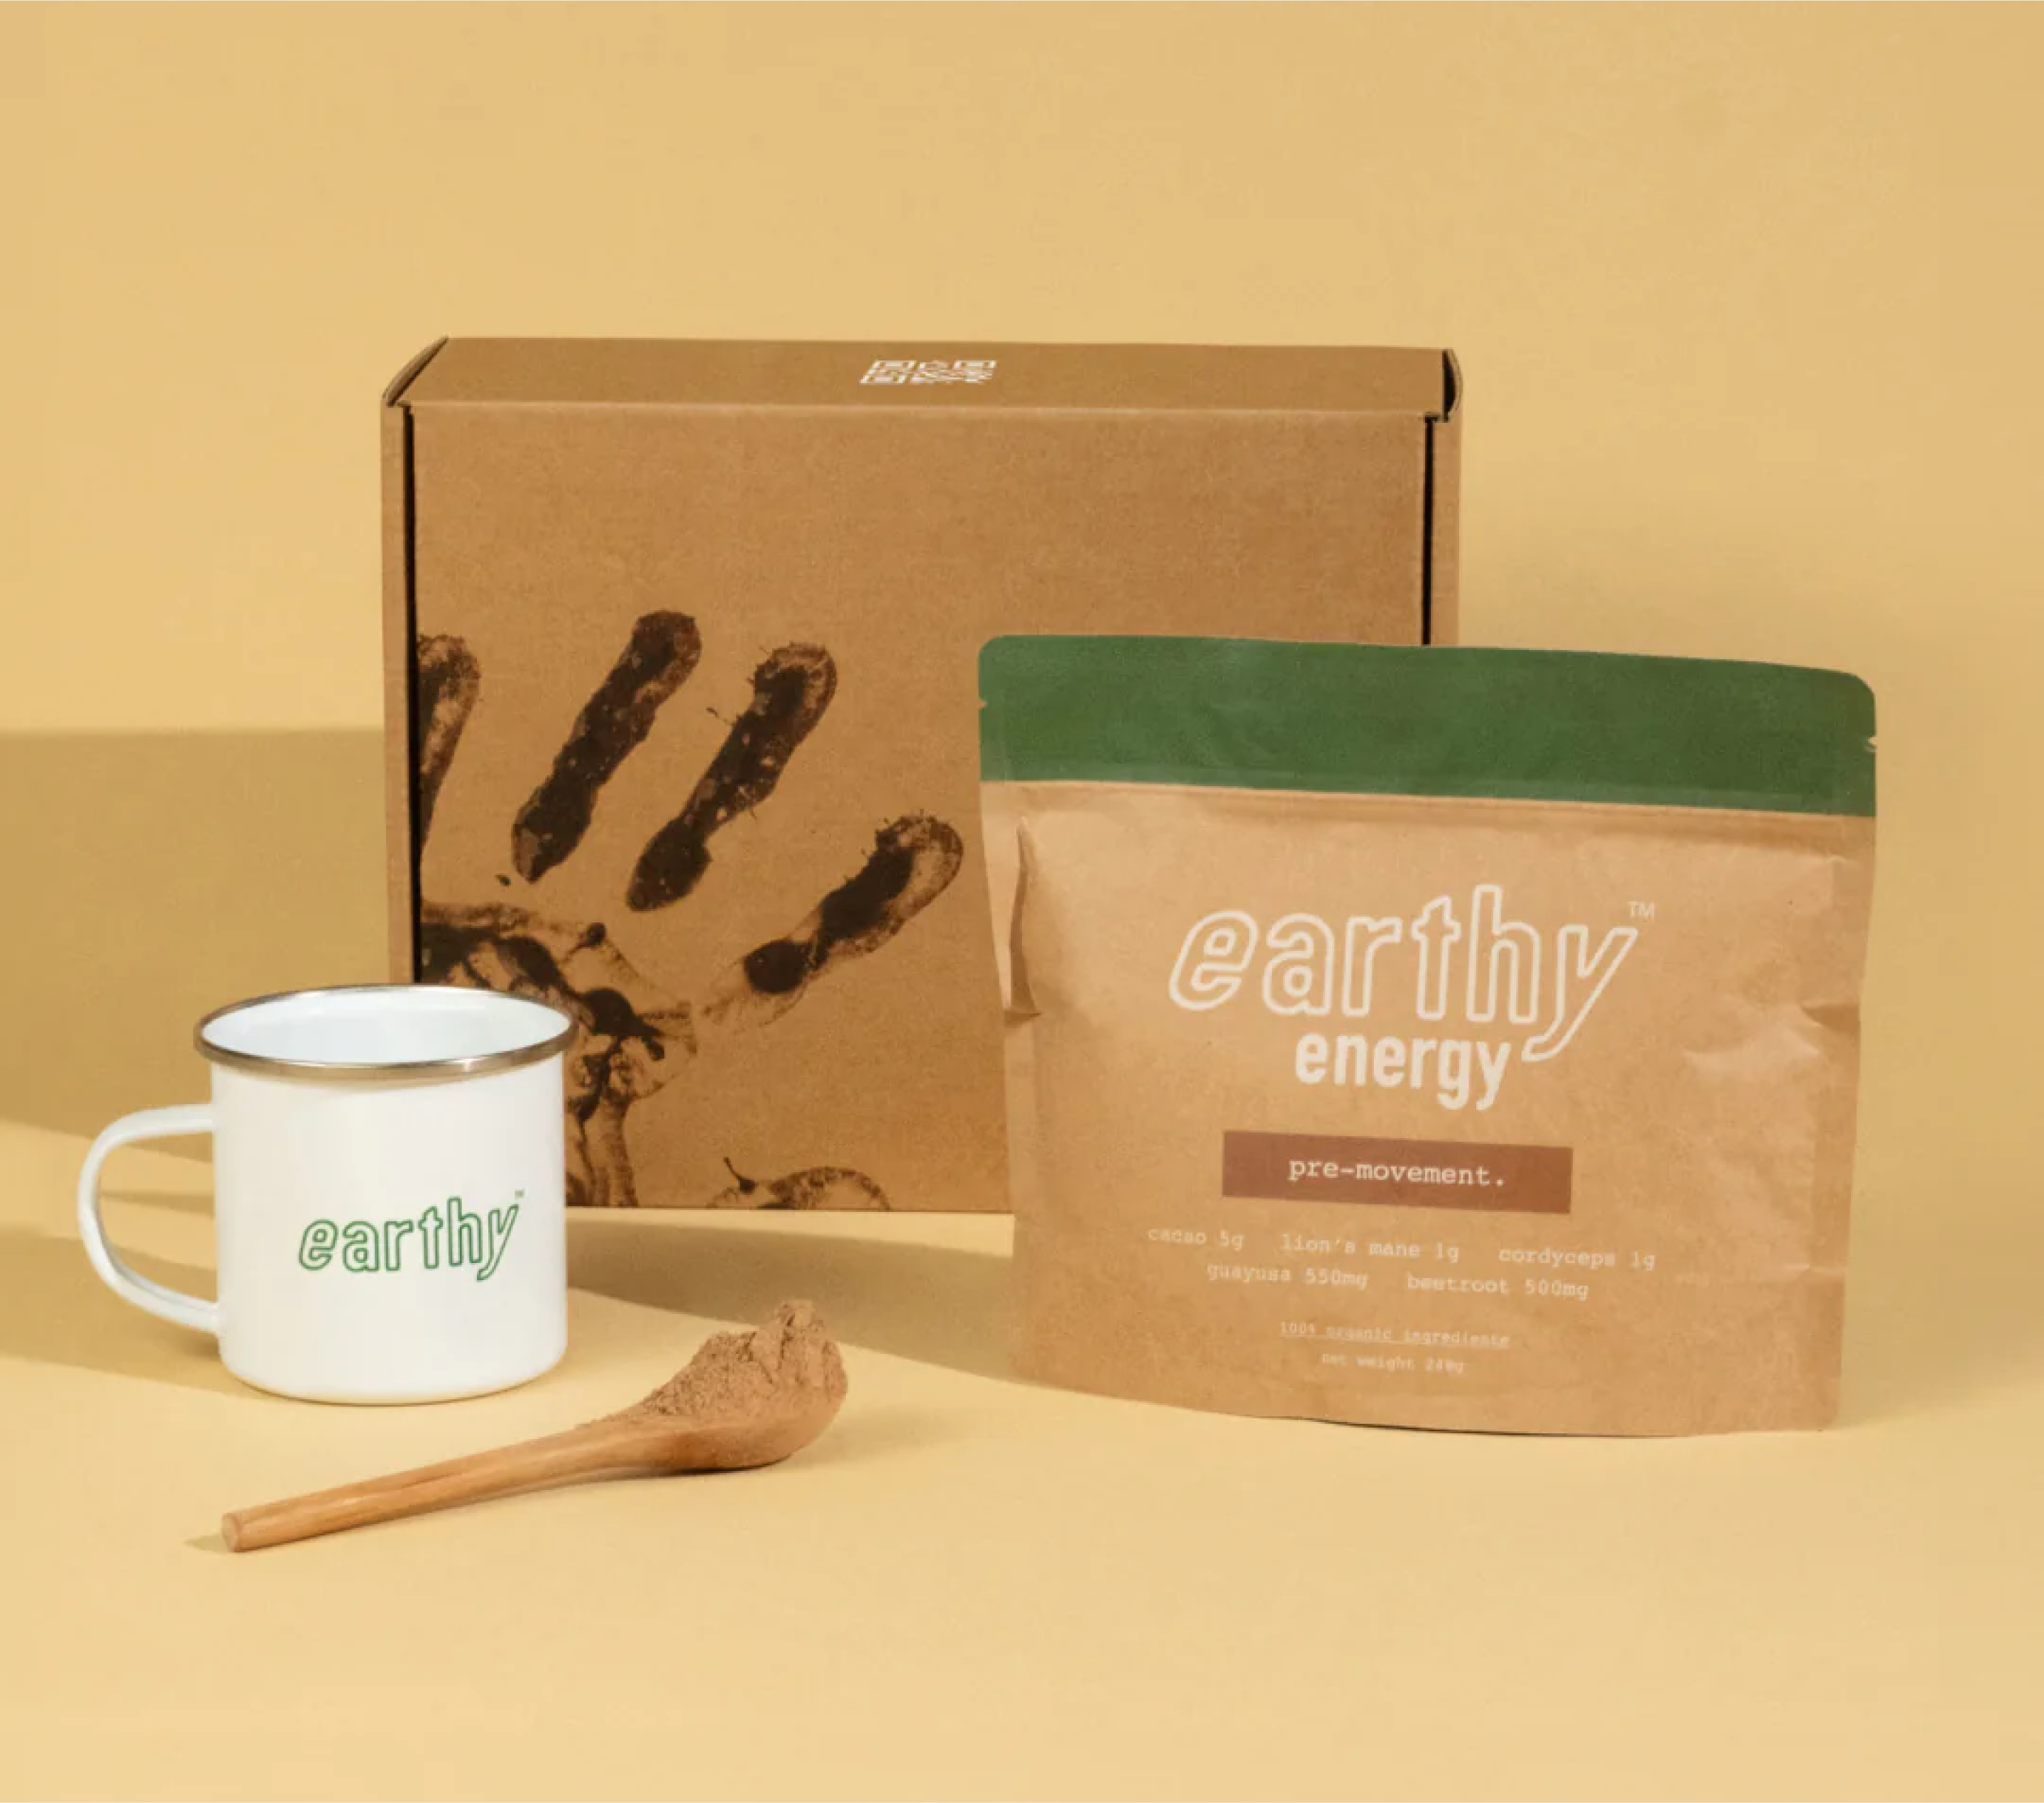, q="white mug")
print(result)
[77,984,576,1404]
